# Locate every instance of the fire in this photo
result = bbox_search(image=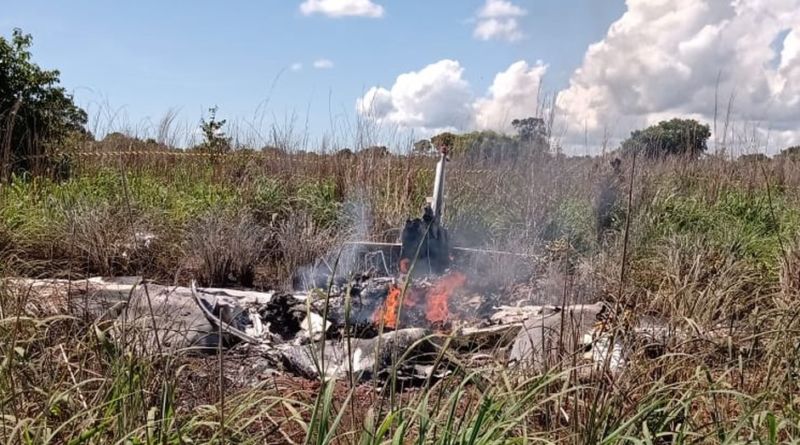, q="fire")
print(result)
[373,284,420,329]
[425,271,466,325]
[372,271,467,330]
[373,285,402,328]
